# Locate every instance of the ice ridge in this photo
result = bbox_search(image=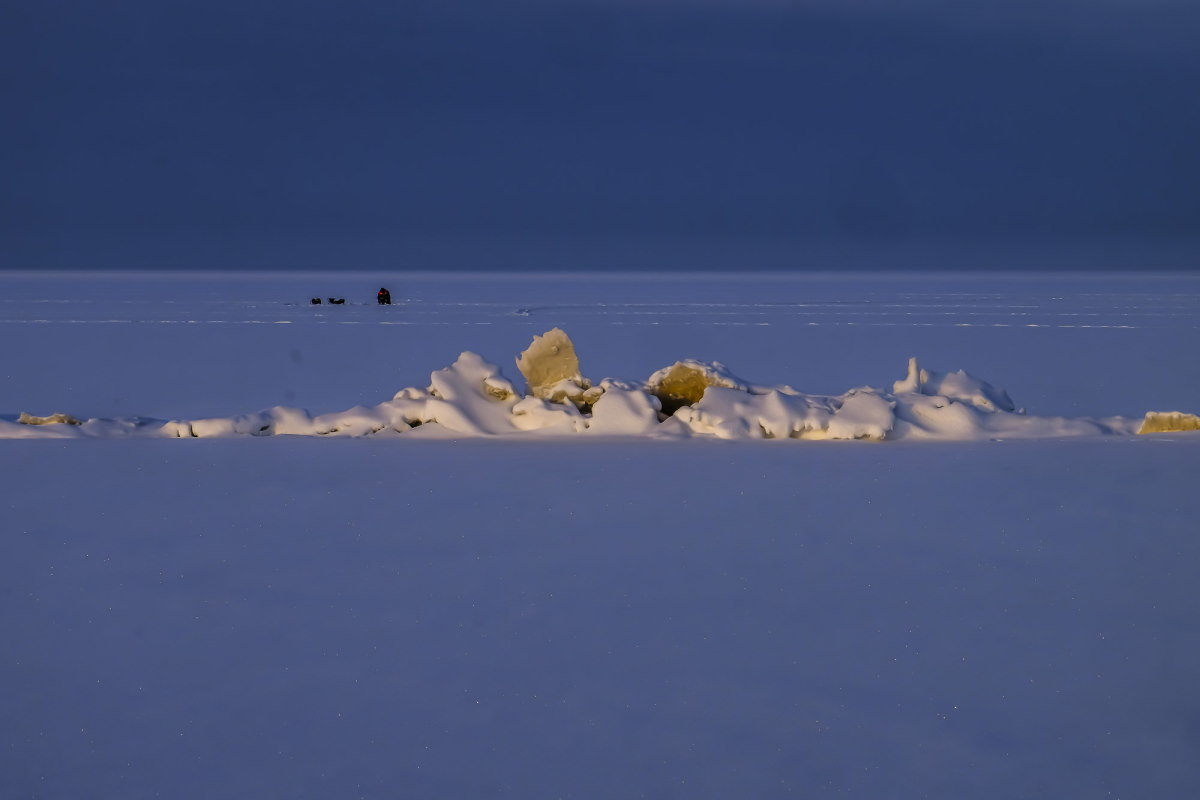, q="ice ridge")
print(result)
[1,330,1183,442]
